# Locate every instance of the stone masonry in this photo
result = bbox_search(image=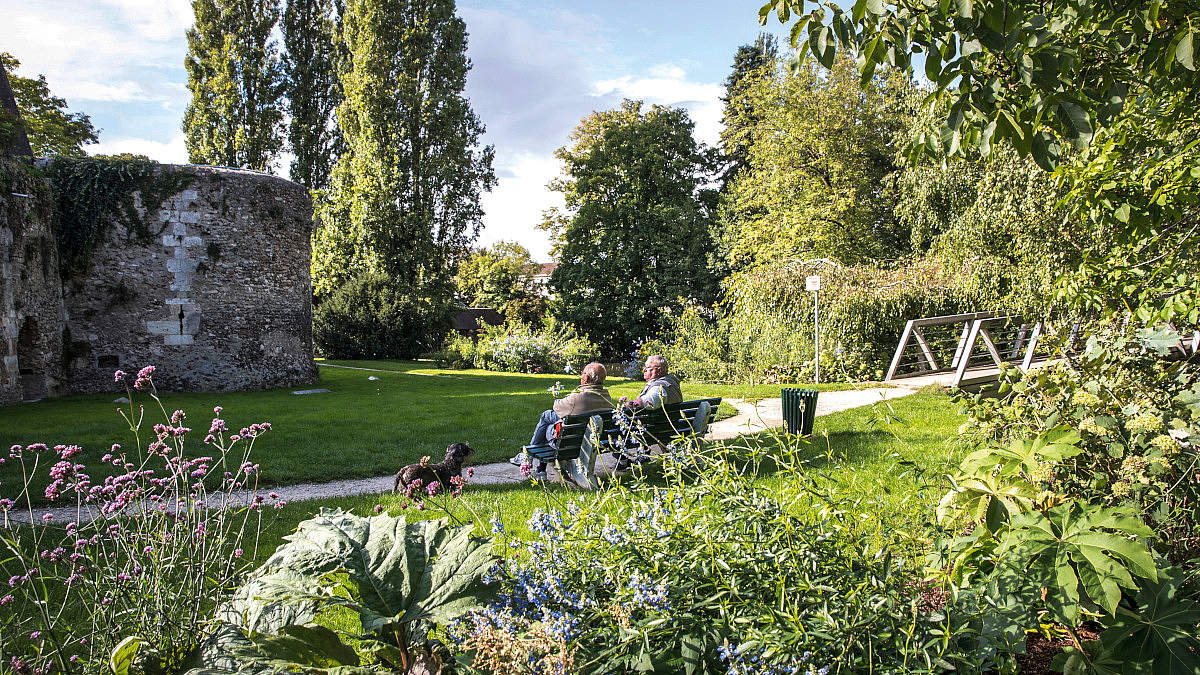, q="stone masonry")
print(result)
[61,165,318,394]
[0,161,66,405]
